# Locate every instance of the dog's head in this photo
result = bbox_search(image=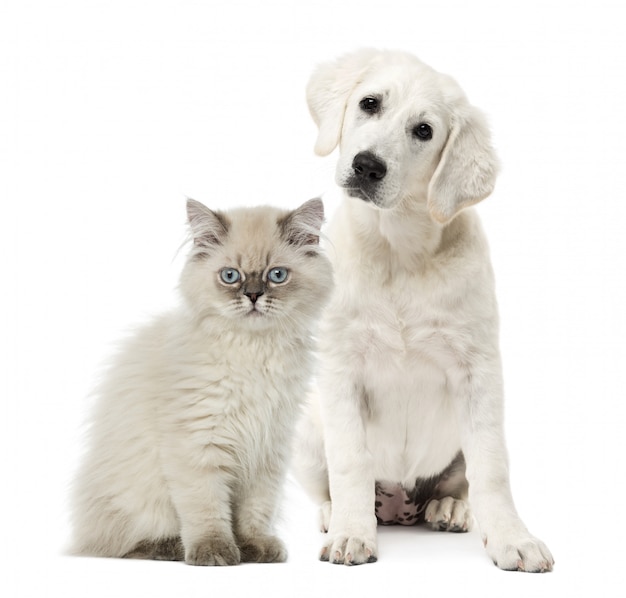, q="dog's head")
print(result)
[307,49,498,223]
